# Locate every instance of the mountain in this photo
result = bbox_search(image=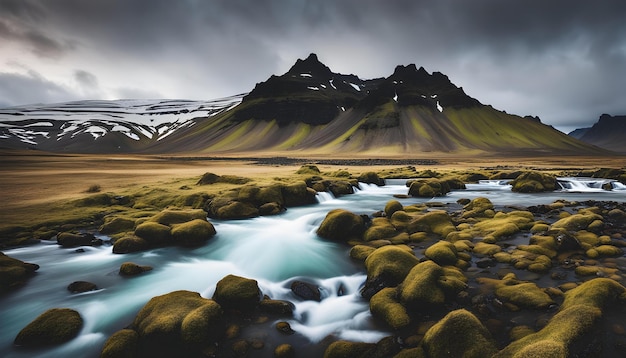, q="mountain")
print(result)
[569,114,626,153]
[0,96,242,152]
[0,53,611,156]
